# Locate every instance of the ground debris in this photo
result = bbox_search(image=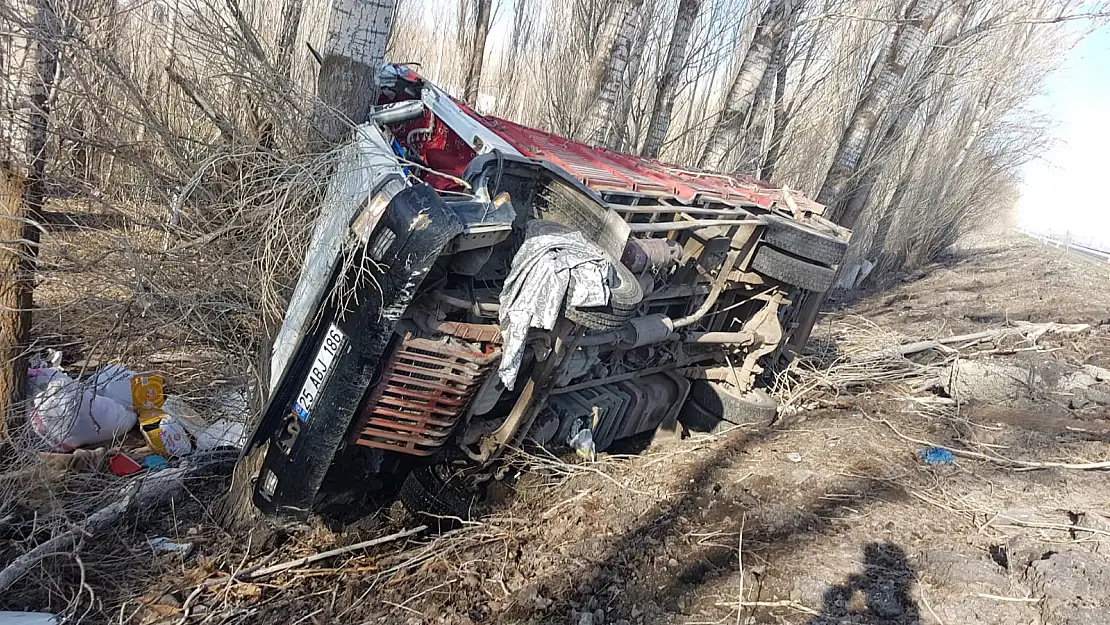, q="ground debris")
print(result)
[6,234,1110,625]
